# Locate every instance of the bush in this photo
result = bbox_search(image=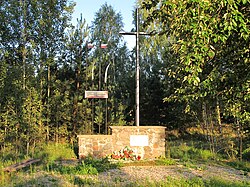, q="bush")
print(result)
[169,143,189,160]
[49,162,98,175]
[0,145,27,166]
[188,148,215,161]
[226,160,250,172]
[242,147,250,161]
[169,142,216,161]
[155,158,176,166]
[83,156,121,172]
[35,143,77,164]
[47,156,121,175]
